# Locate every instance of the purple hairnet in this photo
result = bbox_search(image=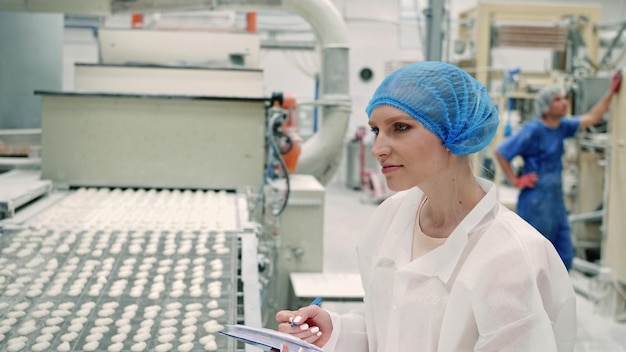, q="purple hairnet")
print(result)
[365,61,499,155]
